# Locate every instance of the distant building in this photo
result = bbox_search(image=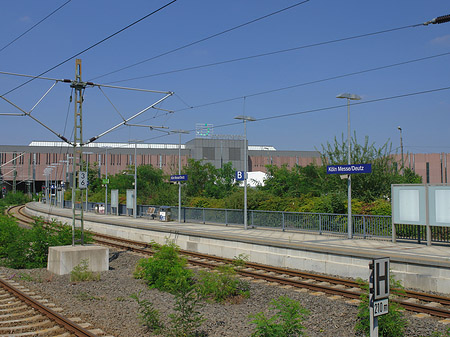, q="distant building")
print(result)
[0,137,445,194]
